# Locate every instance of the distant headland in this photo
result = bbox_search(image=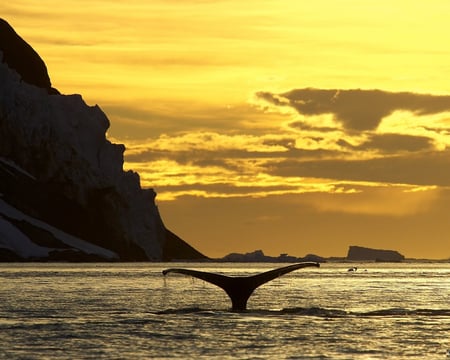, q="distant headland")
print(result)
[214,246,433,263]
[218,249,325,263]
